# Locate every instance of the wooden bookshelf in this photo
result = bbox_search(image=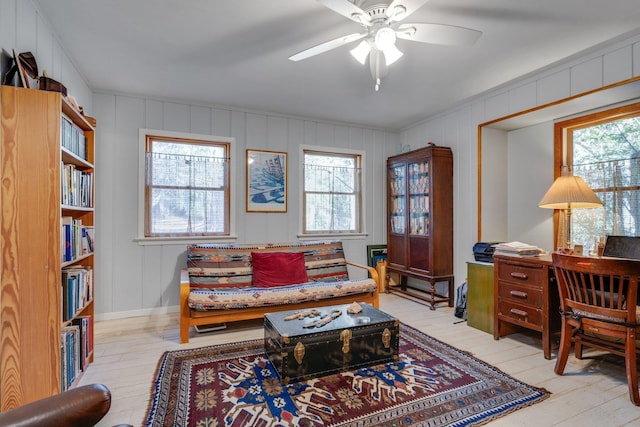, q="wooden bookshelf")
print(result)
[0,86,95,409]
